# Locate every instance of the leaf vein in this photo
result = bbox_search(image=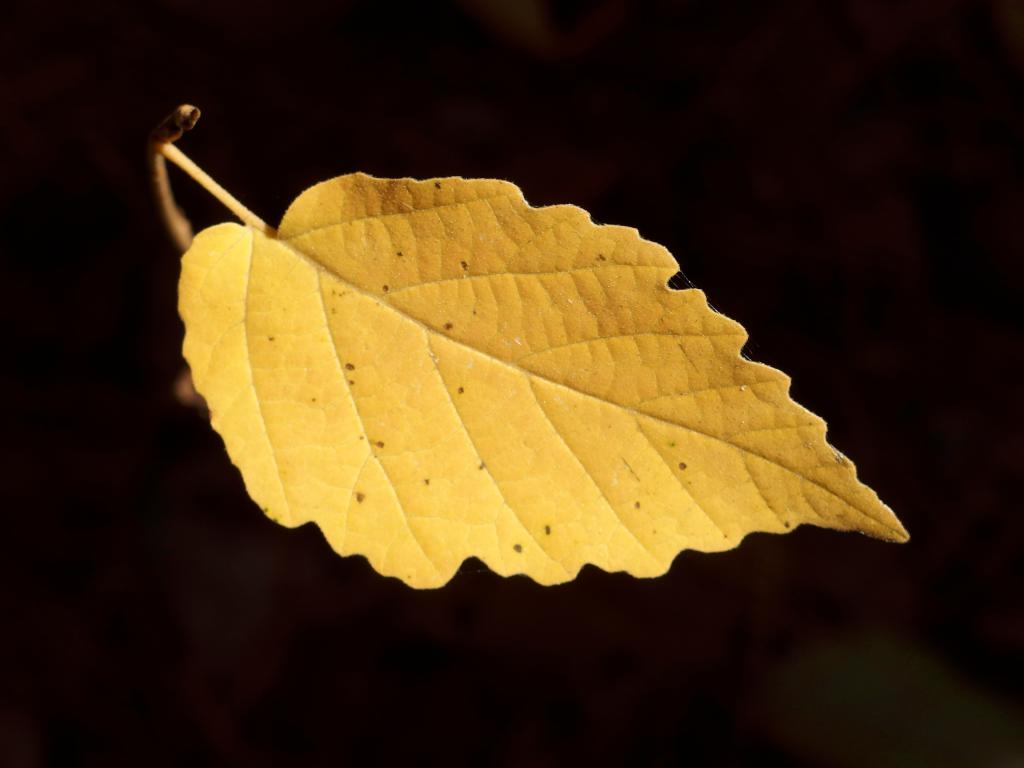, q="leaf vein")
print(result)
[526,379,660,564]
[283,191,518,239]
[316,271,440,577]
[242,232,293,523]
[426,337,568,576]
[633,418,727,537]
[382,264,669,298]
[516,331,746,365]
